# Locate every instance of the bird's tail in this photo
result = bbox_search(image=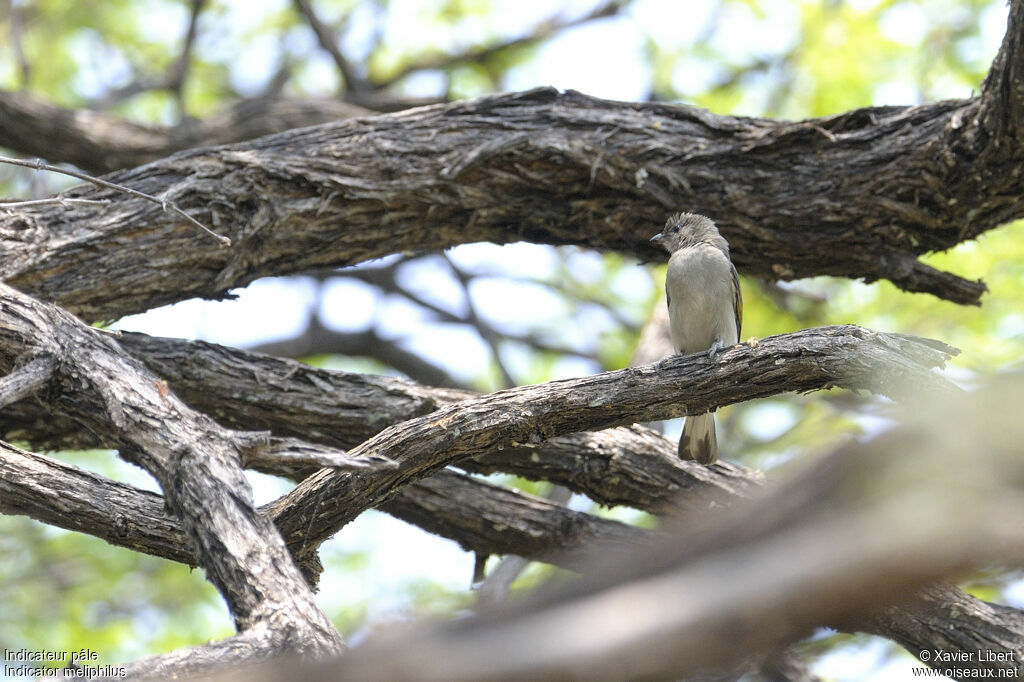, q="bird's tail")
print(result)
[679,412,717,464]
